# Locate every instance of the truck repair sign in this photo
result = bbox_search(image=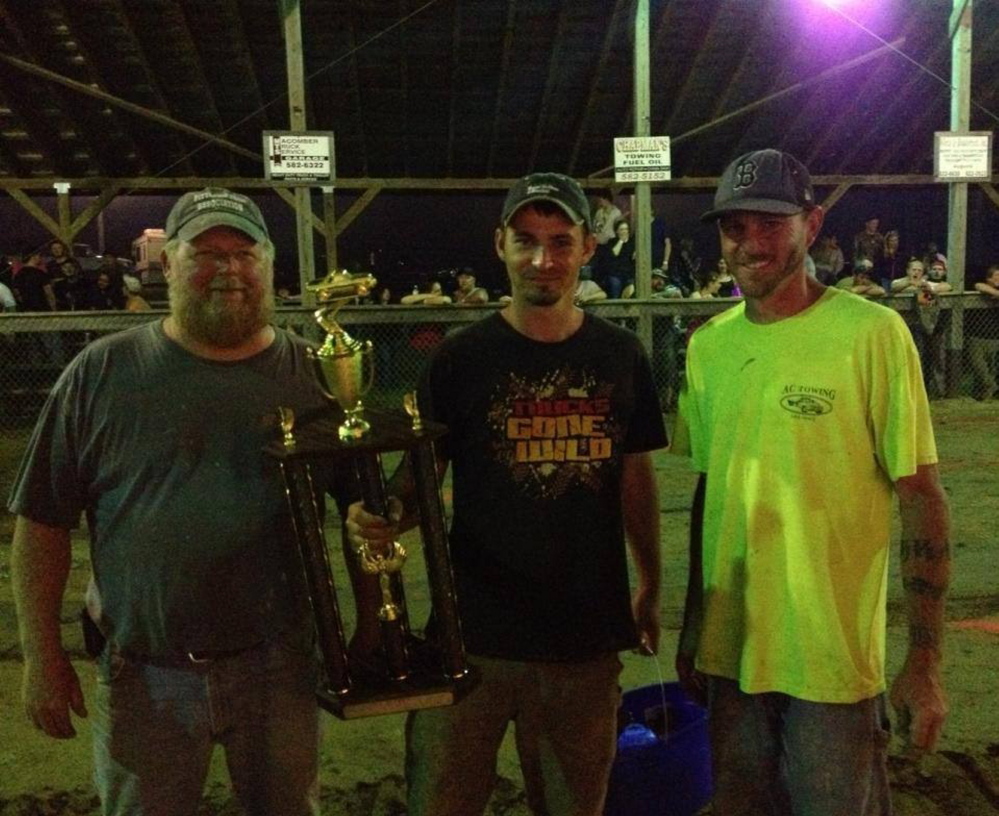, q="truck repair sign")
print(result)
[614,136,671,183]
[264,131,335,184]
